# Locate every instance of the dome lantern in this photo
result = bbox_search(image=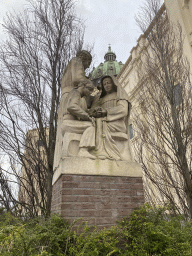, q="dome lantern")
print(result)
[89,45,124,87]
[104,45,116,62]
